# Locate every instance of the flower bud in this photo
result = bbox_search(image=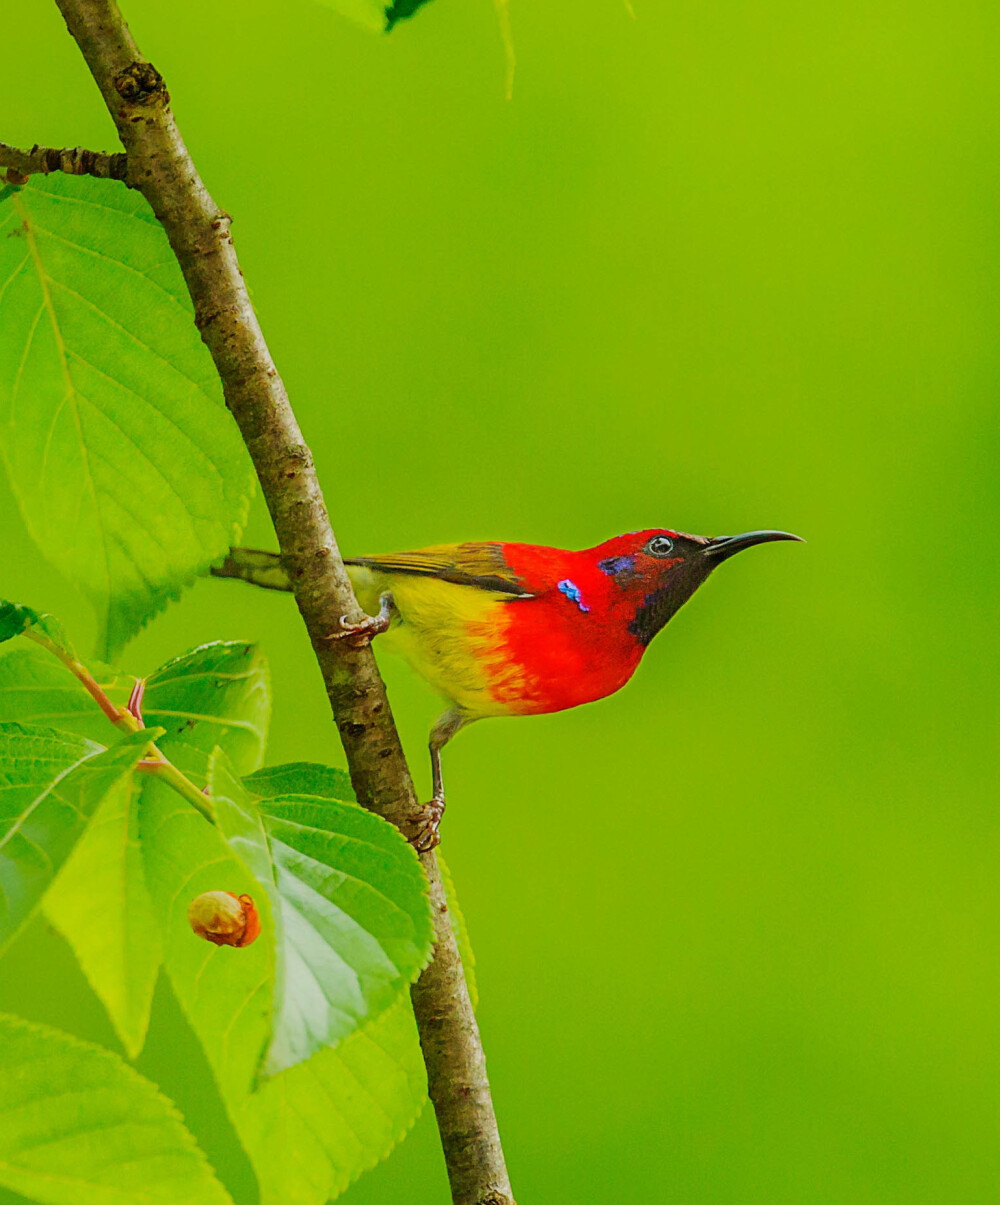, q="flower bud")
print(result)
[187,891,260,948]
